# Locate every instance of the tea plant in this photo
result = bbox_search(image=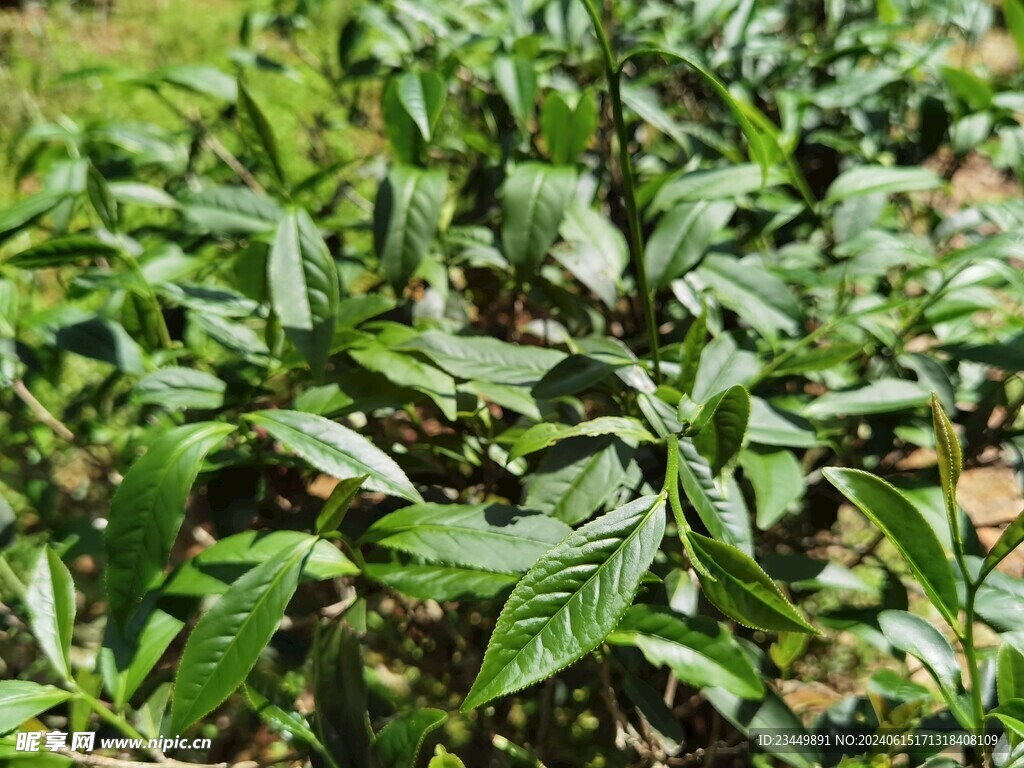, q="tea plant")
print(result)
[0,0,1023,766]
